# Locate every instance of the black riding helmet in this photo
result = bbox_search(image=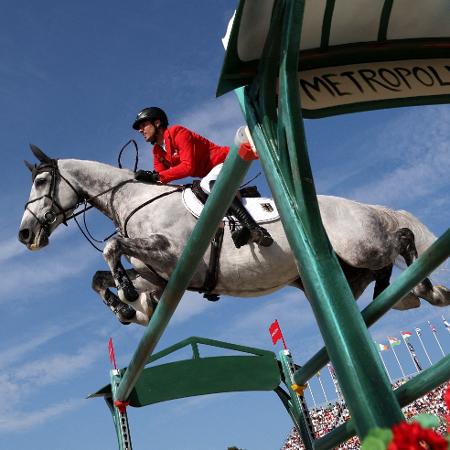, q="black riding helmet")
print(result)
[132,107,169,130]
